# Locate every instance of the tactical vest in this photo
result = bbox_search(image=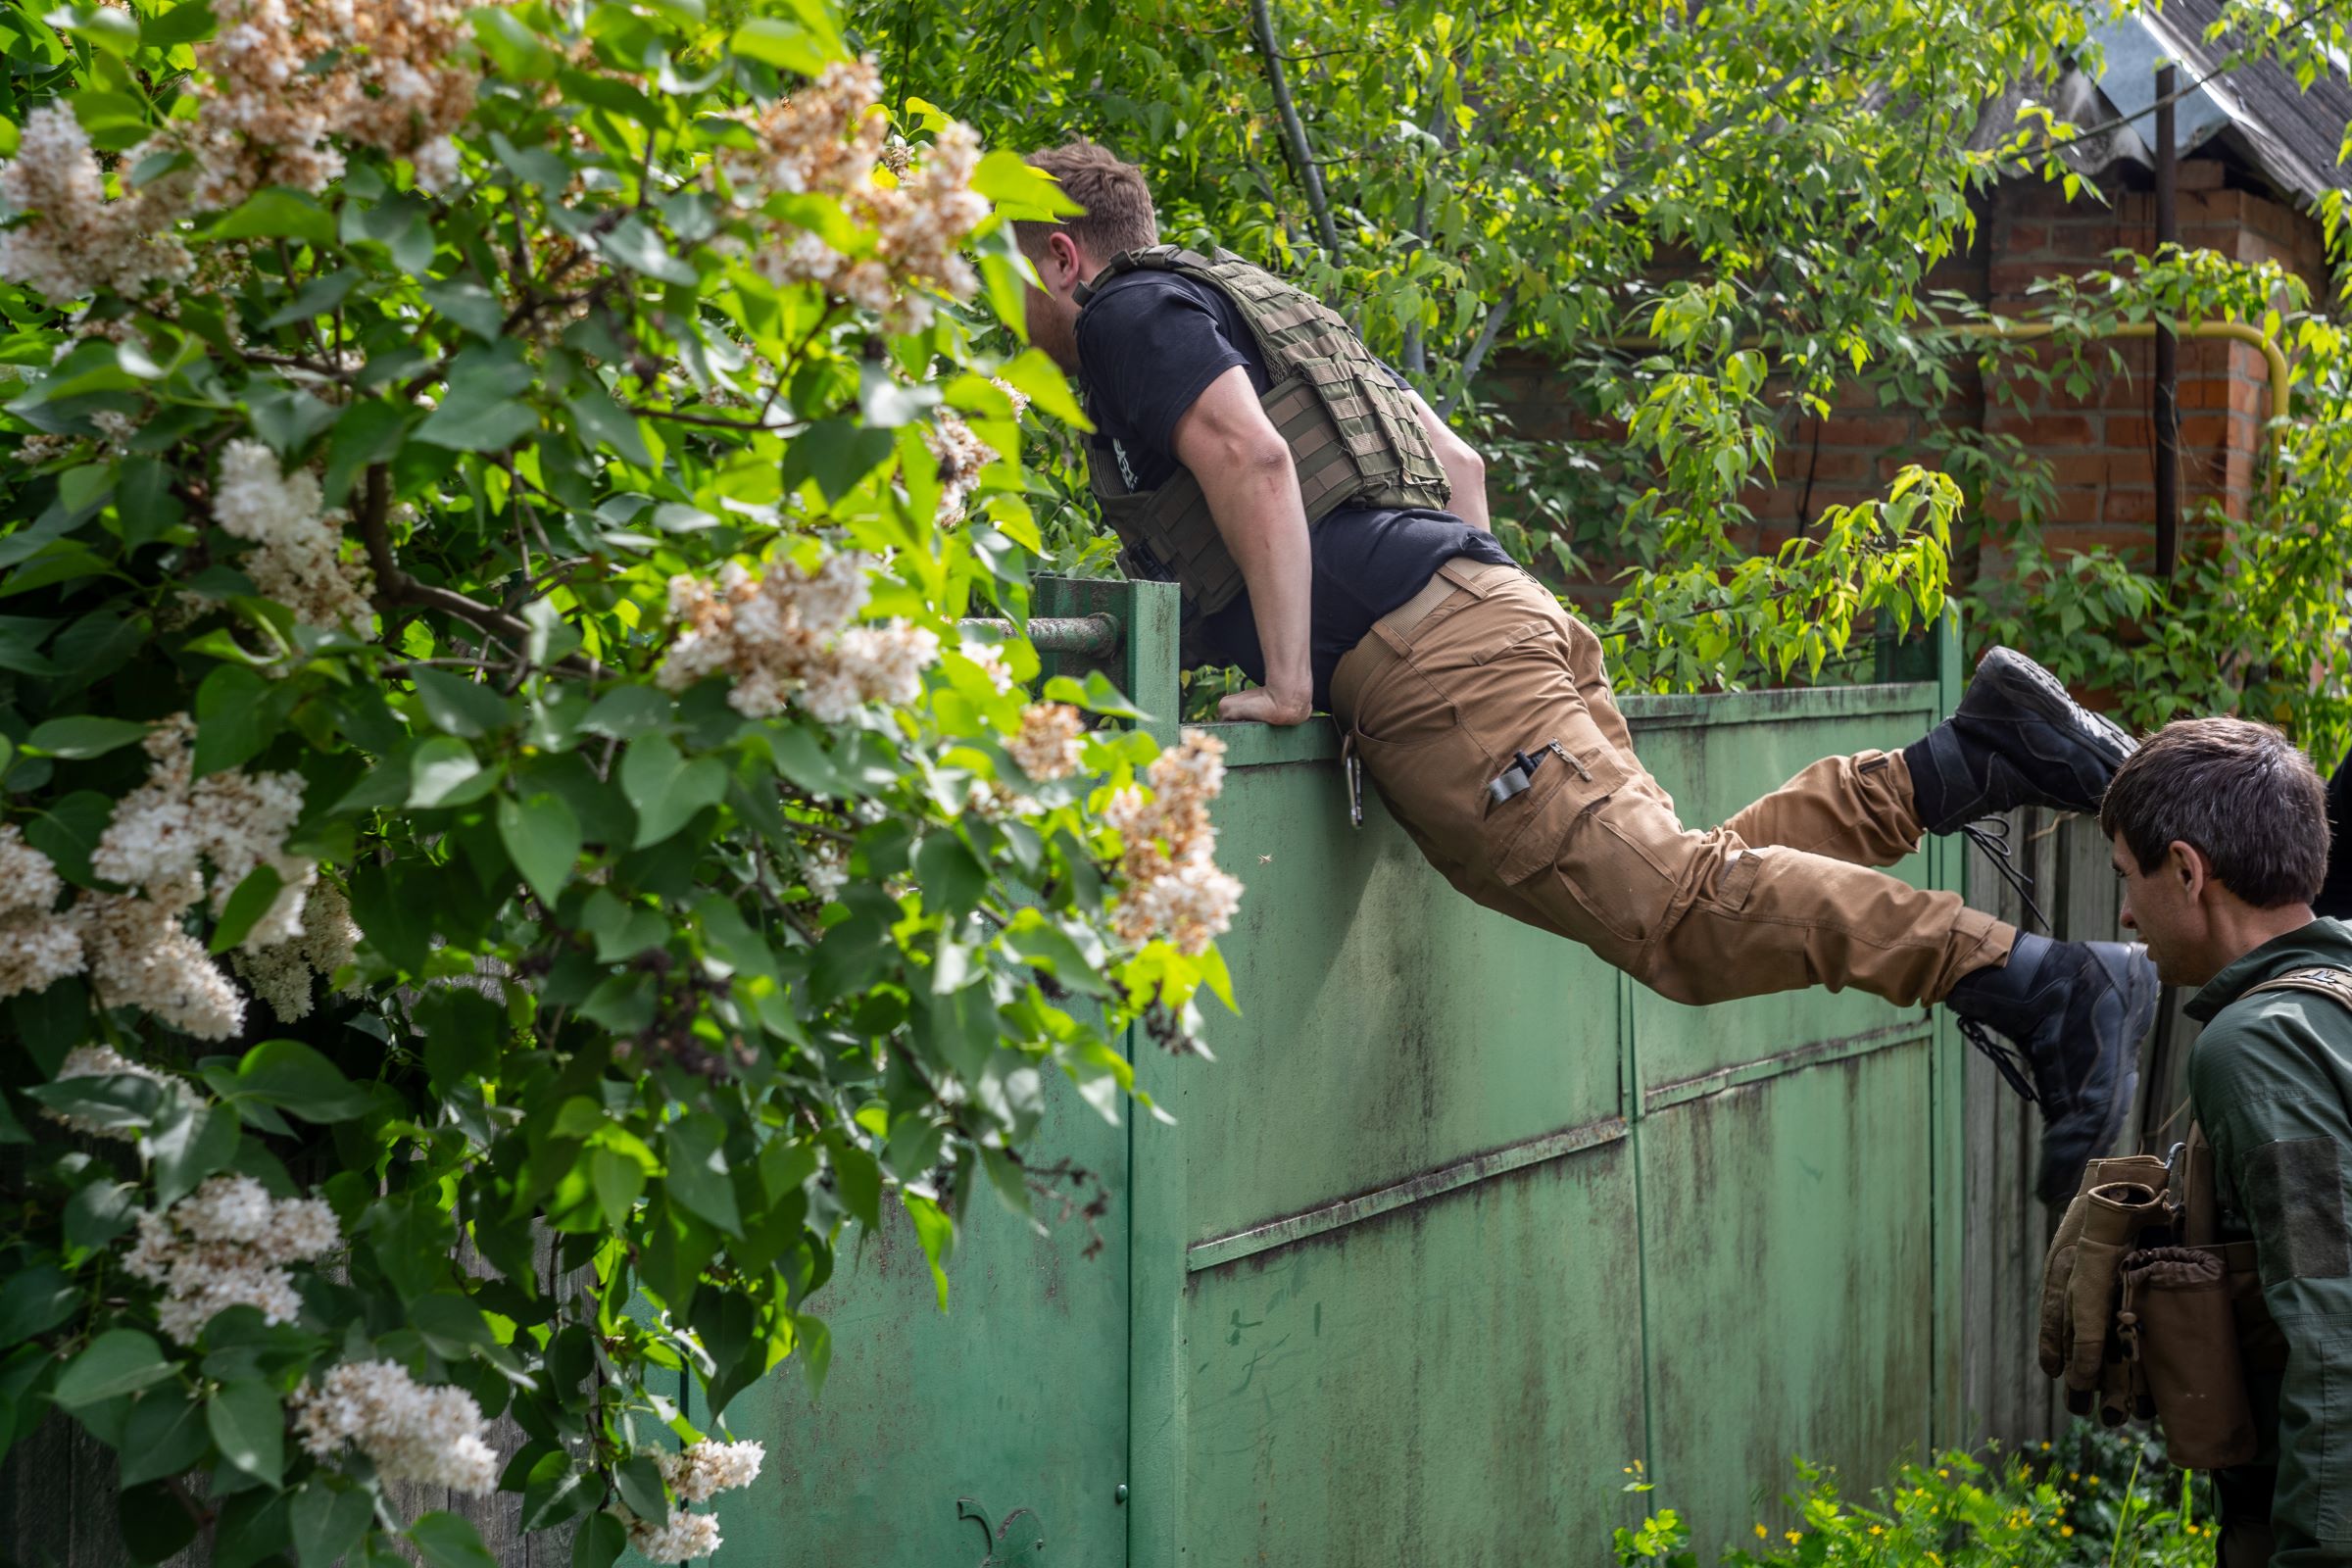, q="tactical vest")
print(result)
[2037,966,2348,1468]
[1075,245,1452,614]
